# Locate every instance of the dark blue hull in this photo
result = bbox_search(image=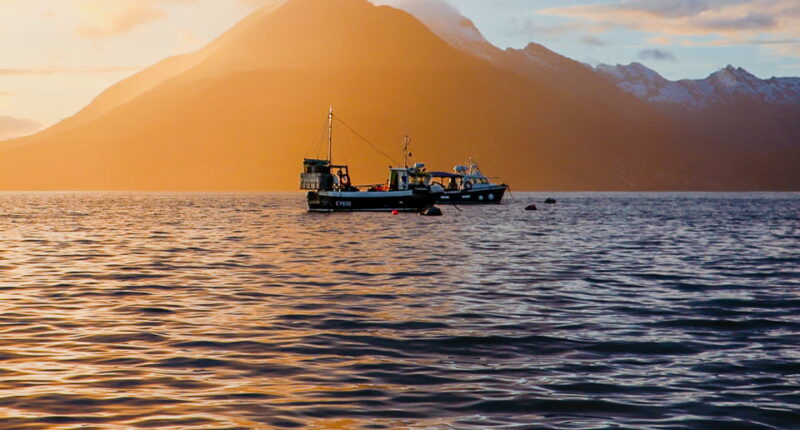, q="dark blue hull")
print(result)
[307,189,441,212]
[437,186,507,205]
